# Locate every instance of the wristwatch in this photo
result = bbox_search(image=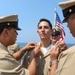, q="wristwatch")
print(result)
[50,60,58,67]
